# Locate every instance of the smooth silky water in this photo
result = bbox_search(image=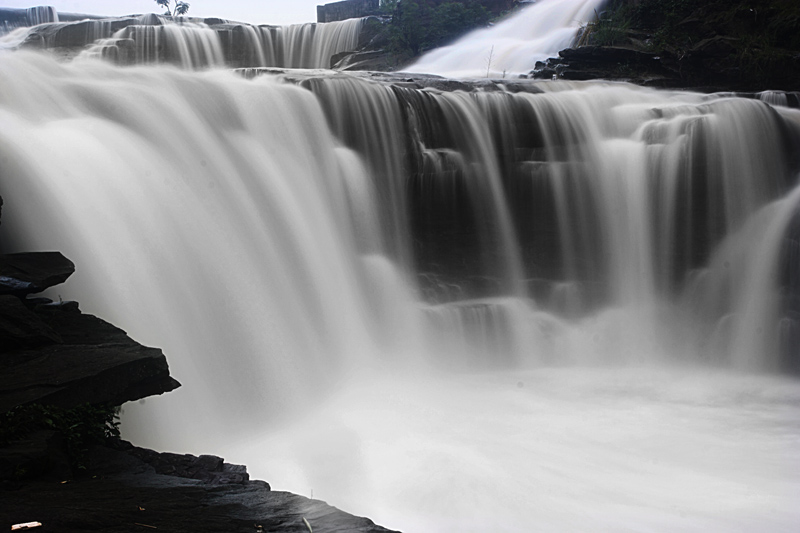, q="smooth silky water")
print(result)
[1,3,800,531]
[408,0,606,77]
